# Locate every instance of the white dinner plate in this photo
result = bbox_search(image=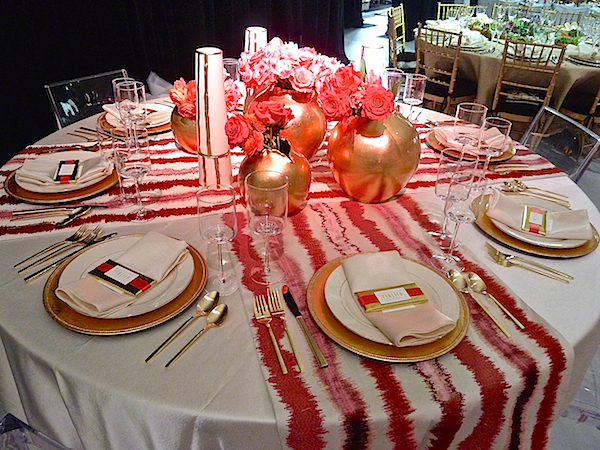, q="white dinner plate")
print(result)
[104,103,173,128]
[58,235,194,318]
[15,151,112,193]
[324,258,461,345]
[489,195,588,249]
